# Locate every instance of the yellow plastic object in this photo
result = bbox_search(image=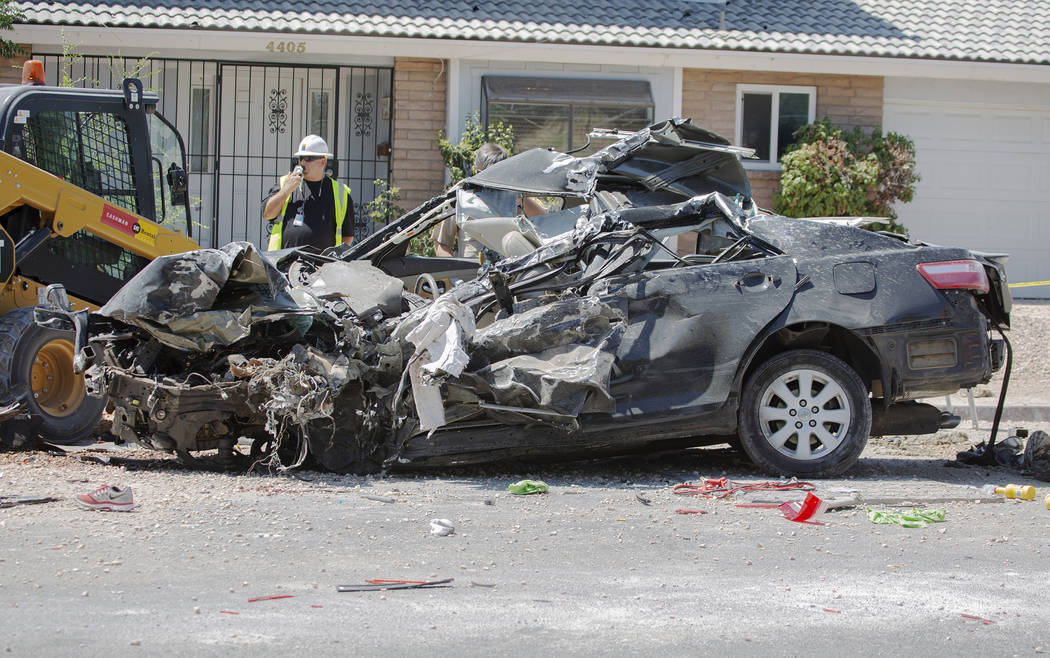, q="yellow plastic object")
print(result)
[1045,493,1050,510]
[994,484,1036,500]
